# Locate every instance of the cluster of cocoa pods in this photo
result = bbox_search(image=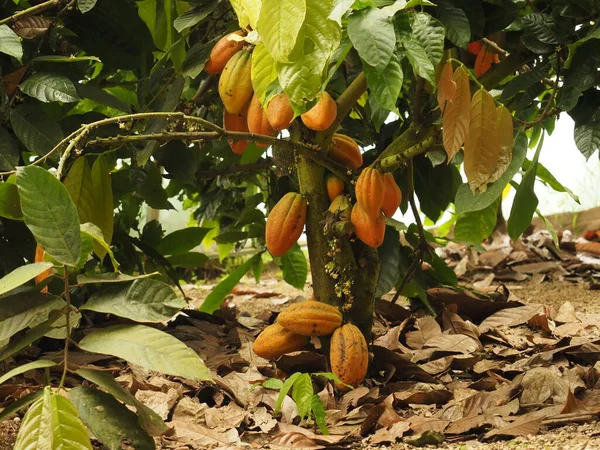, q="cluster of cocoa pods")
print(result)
[252,300,368,391]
